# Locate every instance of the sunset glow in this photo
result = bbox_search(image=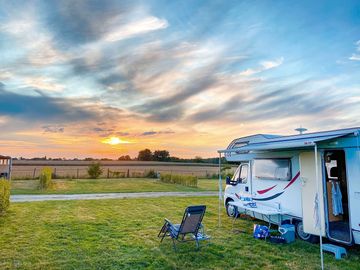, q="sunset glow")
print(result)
[101,137,130,146]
